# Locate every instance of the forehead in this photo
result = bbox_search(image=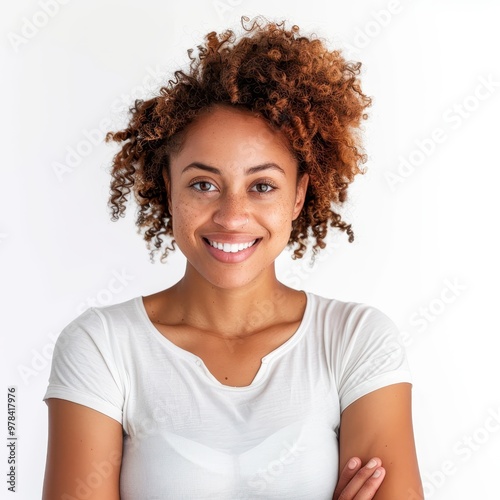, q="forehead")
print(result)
[170,105,297,172]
